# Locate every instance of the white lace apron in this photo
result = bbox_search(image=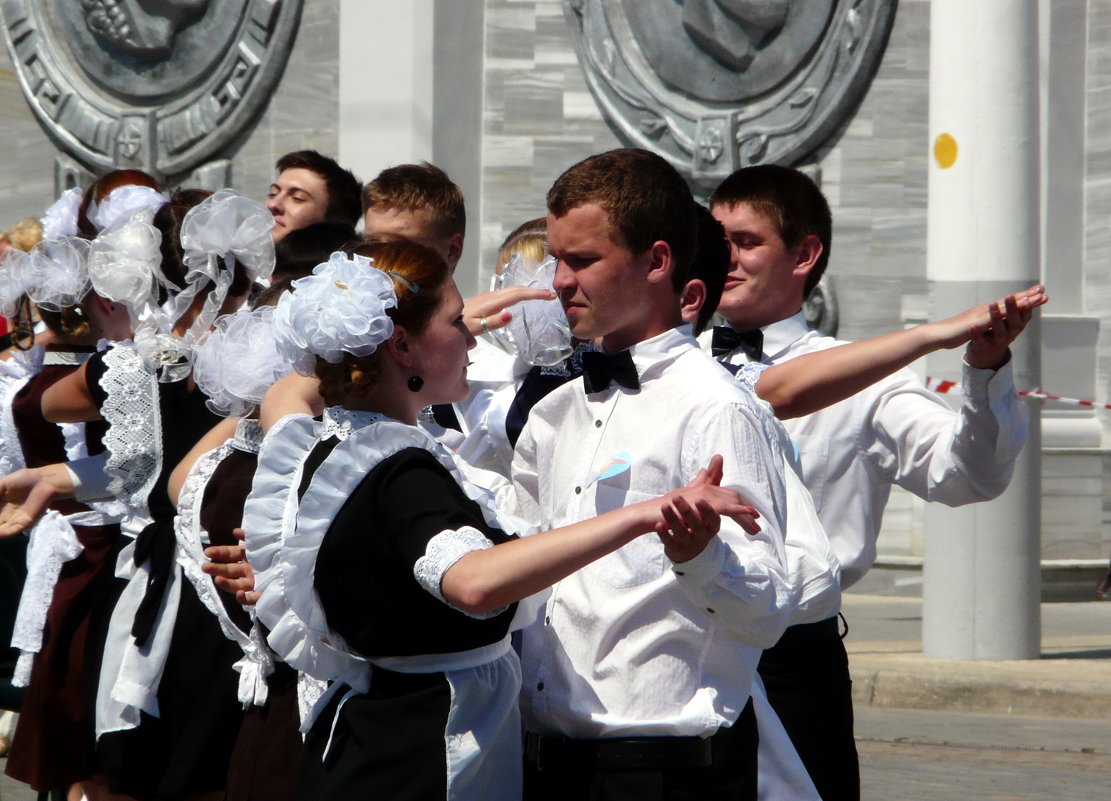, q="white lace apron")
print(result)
[244,409,545,801]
